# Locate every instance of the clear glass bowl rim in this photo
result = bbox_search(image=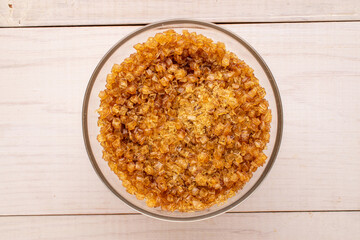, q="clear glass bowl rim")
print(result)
[82,19,283,222]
